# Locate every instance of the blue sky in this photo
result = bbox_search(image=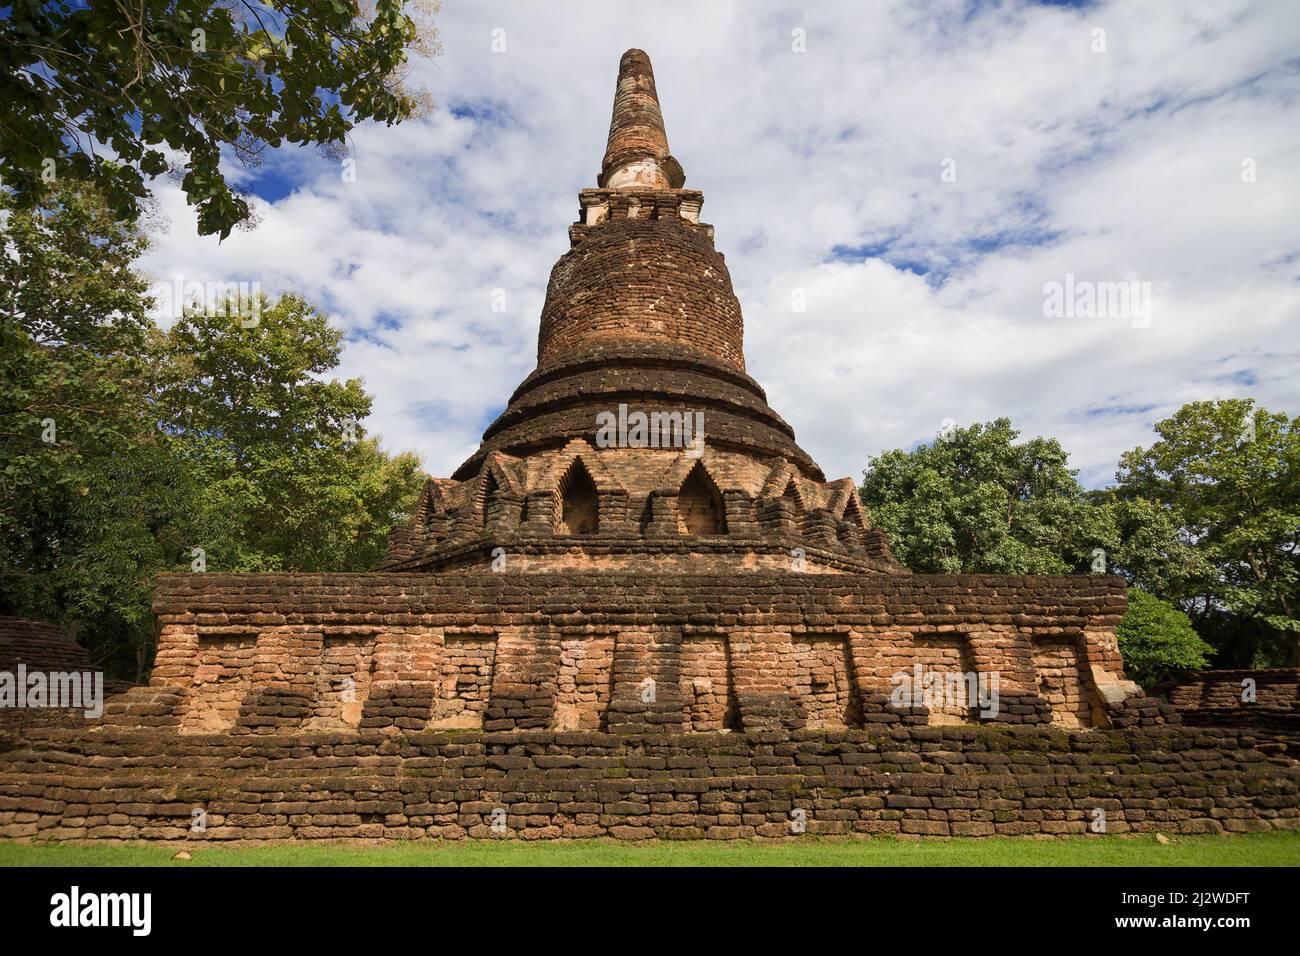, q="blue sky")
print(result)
[138,0,1300,489]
